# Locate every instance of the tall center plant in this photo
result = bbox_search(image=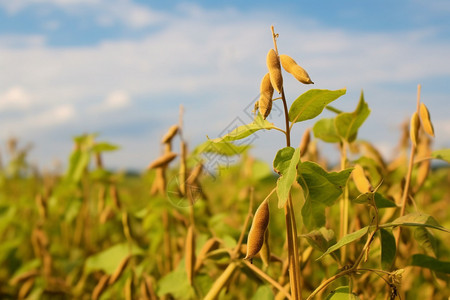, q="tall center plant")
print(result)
[208,26,349,299]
